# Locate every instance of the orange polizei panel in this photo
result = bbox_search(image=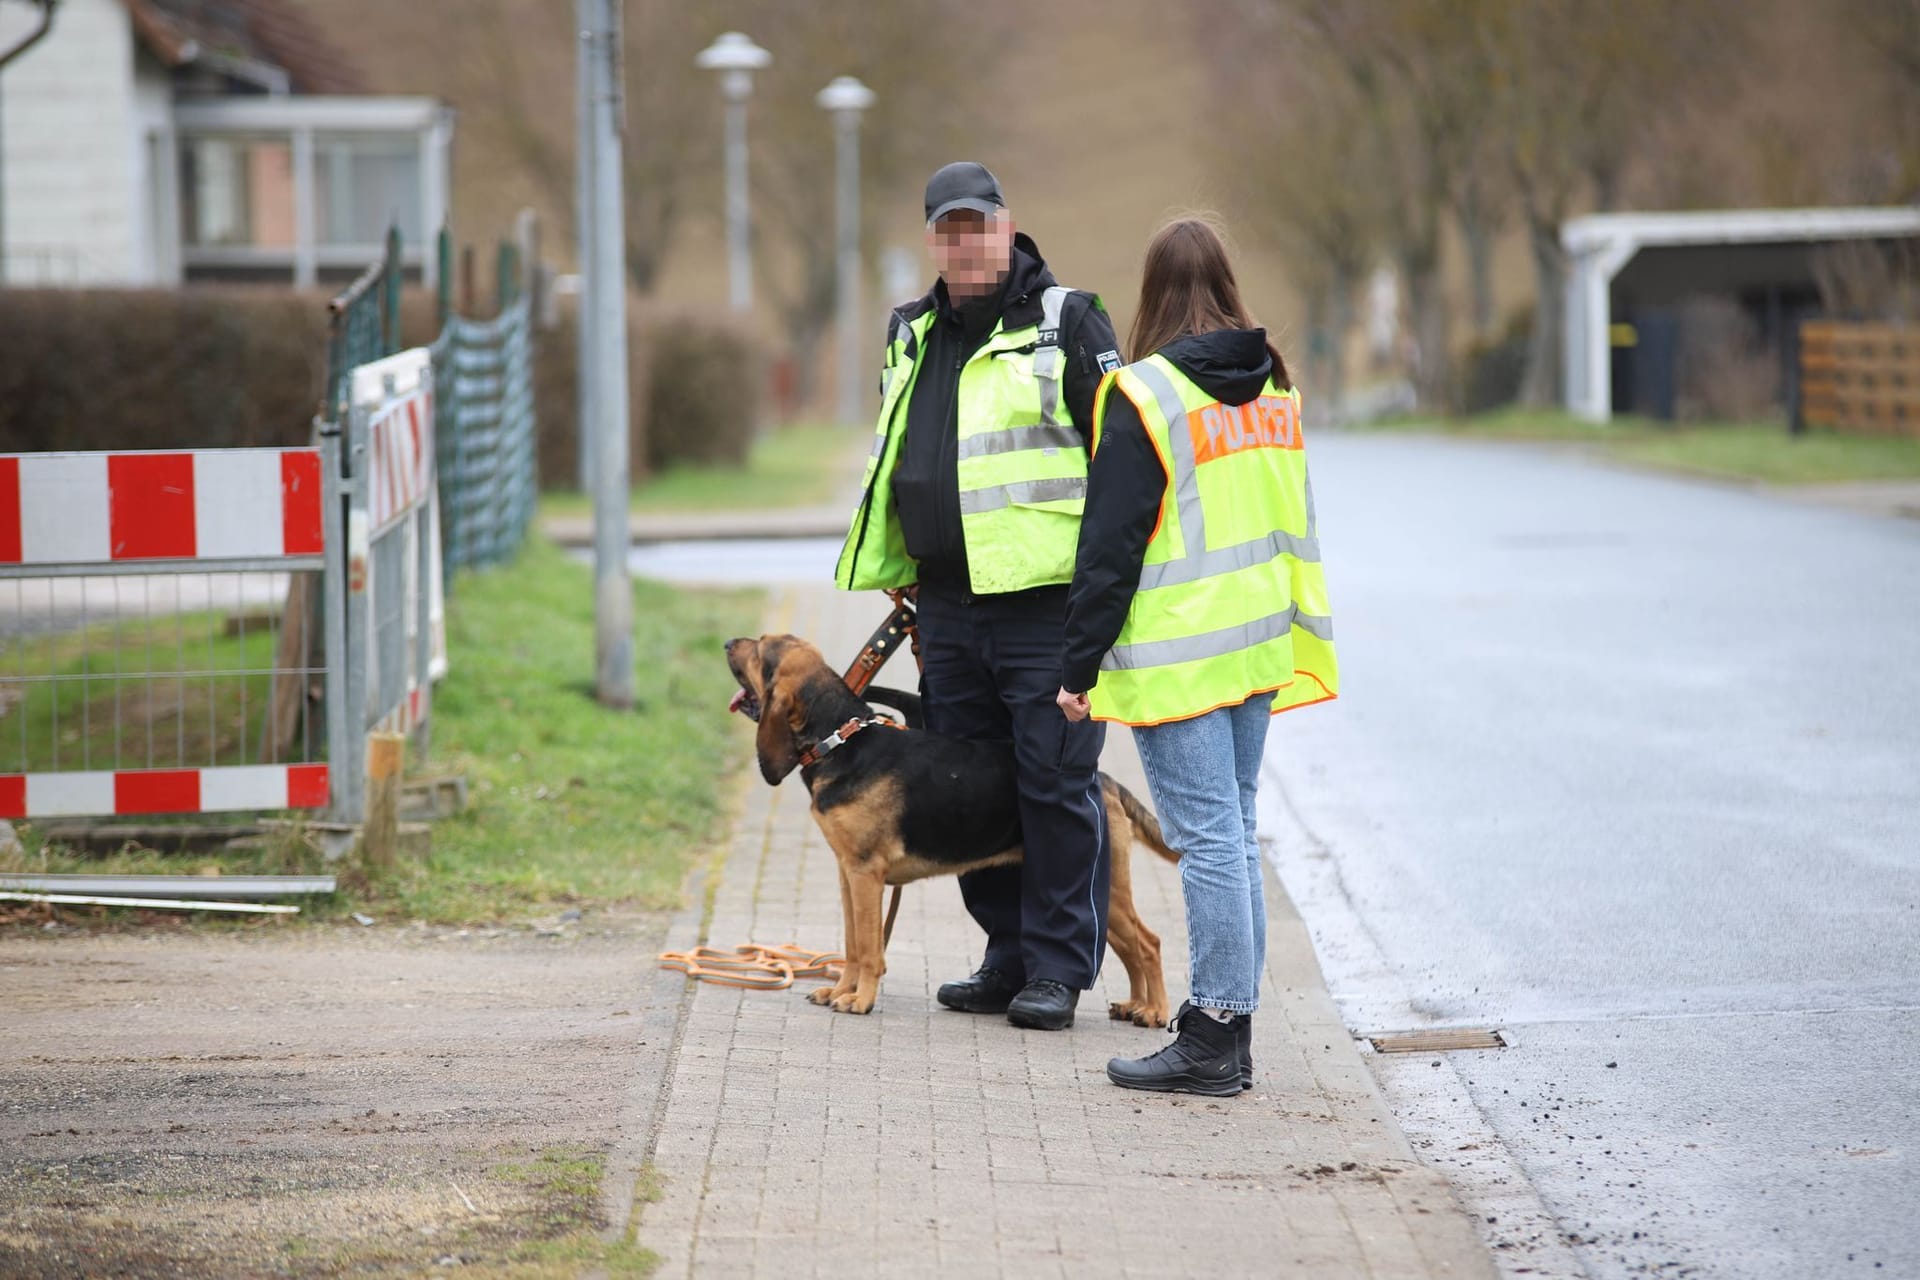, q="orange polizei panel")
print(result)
[1185,395,1302,465]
